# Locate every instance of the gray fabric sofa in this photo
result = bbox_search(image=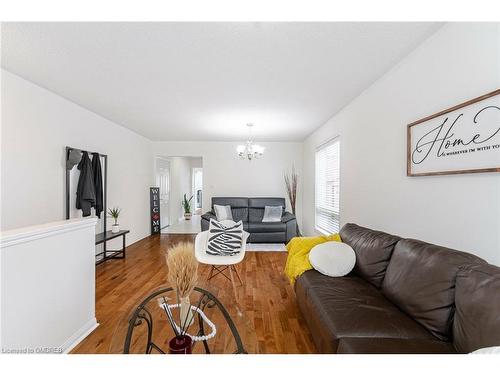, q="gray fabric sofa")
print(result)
[200,197,297,243]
